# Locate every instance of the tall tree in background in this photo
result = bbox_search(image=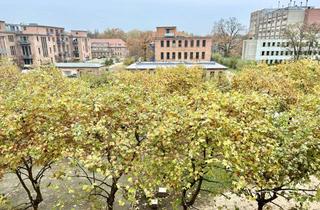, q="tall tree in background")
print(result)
[284,23,320,60]
[126,30,154,61]
[212,17,245,57]
[98,28,127,40]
